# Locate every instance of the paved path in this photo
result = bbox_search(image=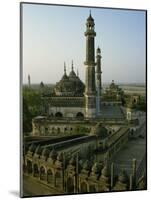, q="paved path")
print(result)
[23,175,63,197]
[112,122,146,177]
